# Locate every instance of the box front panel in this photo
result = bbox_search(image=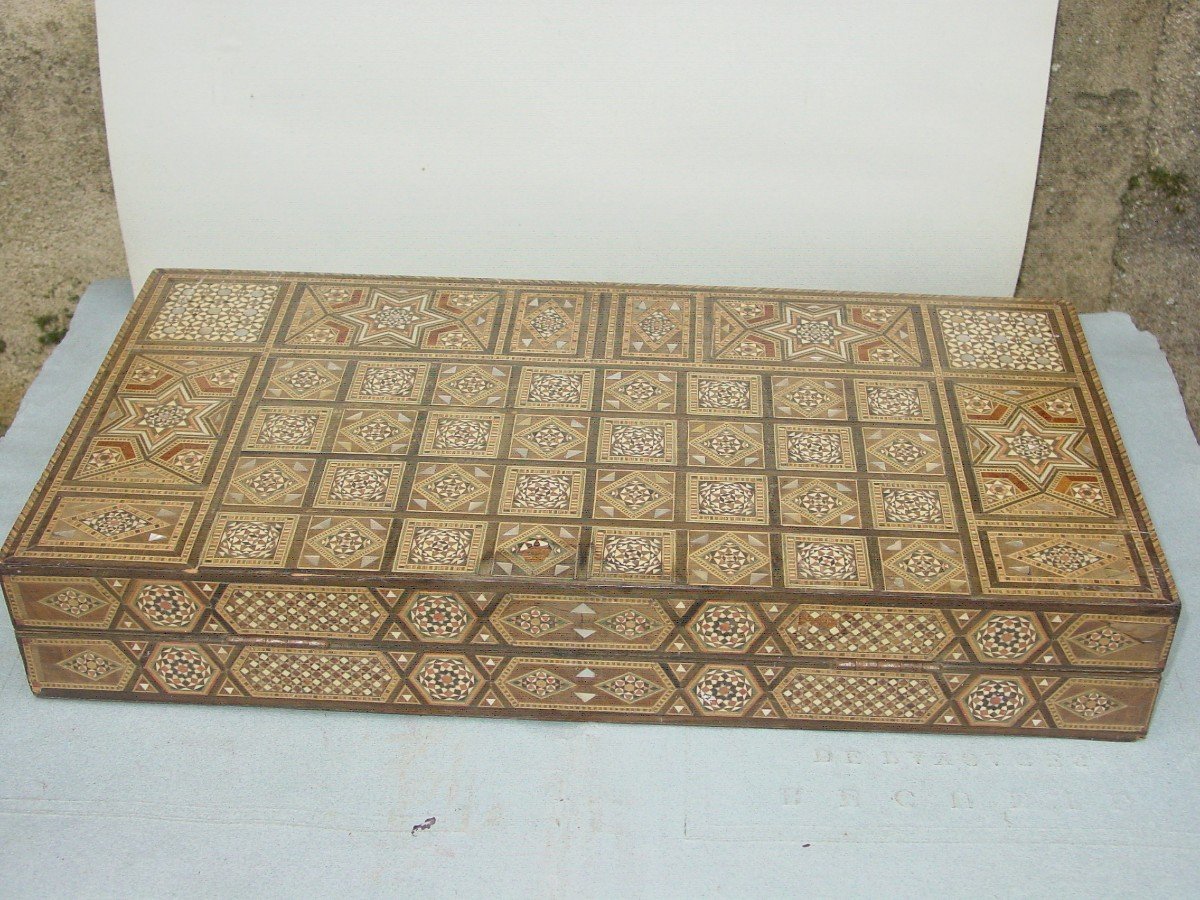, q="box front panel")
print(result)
[16,632,1161,739]
[4,575,1176,674]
